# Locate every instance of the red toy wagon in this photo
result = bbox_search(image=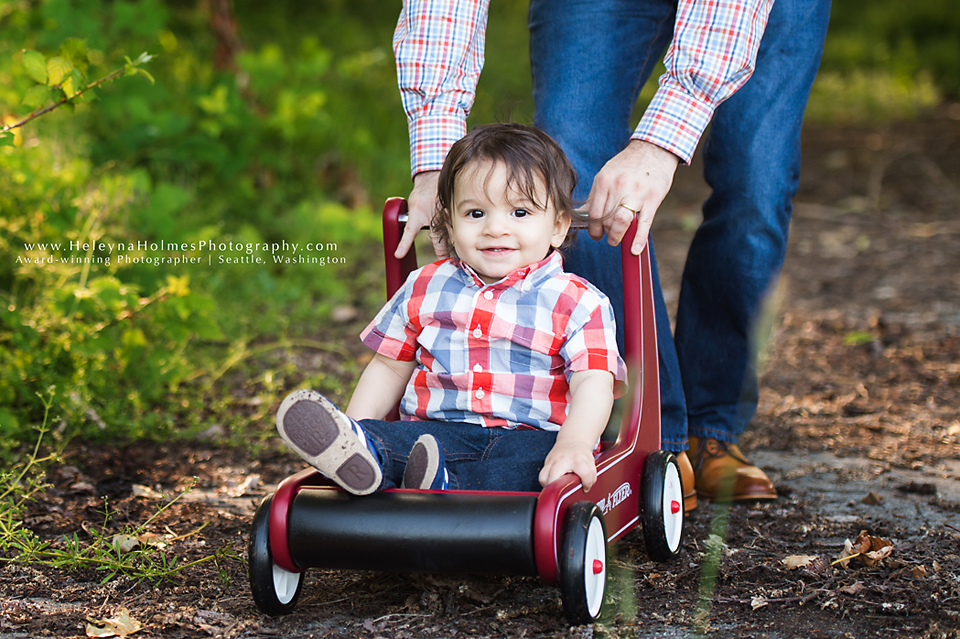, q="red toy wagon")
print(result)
[248,198,685,625]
